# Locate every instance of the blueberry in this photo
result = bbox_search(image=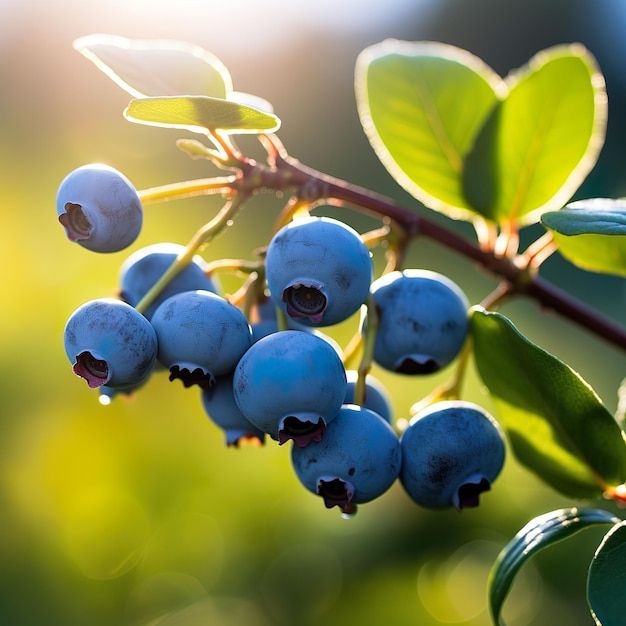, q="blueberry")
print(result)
[399,400,505,510]
[119,242,219,320]
[291,404,402,514]
[56,164,143,252]
[63,298,157,389]
[233,330,347,446]
[151,290,252,389]
[367,269,469,374]
[344,370,393,424]
[247,295,345,358]
[201,373,265,447]
[265,216,373,327]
